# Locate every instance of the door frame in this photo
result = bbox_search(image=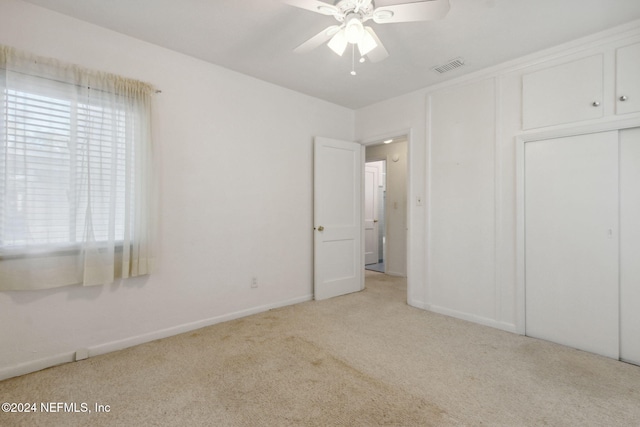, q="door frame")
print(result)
[515,116,640,335]
[360,129,412,301]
